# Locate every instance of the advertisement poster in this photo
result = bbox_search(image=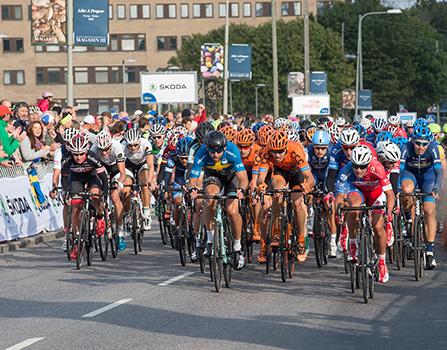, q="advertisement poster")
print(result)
[361,110,388,120]
[310,71,327,95]
[74,0,109,46]
[292,95,330,115]
[141,72,198,104]
[228,44,252,80]
[200,43,224,79]
[31,0,67,45]
[358,89,372,110]
[397,112,417,125]
[288,72,305,98]
[342,90,356,110]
